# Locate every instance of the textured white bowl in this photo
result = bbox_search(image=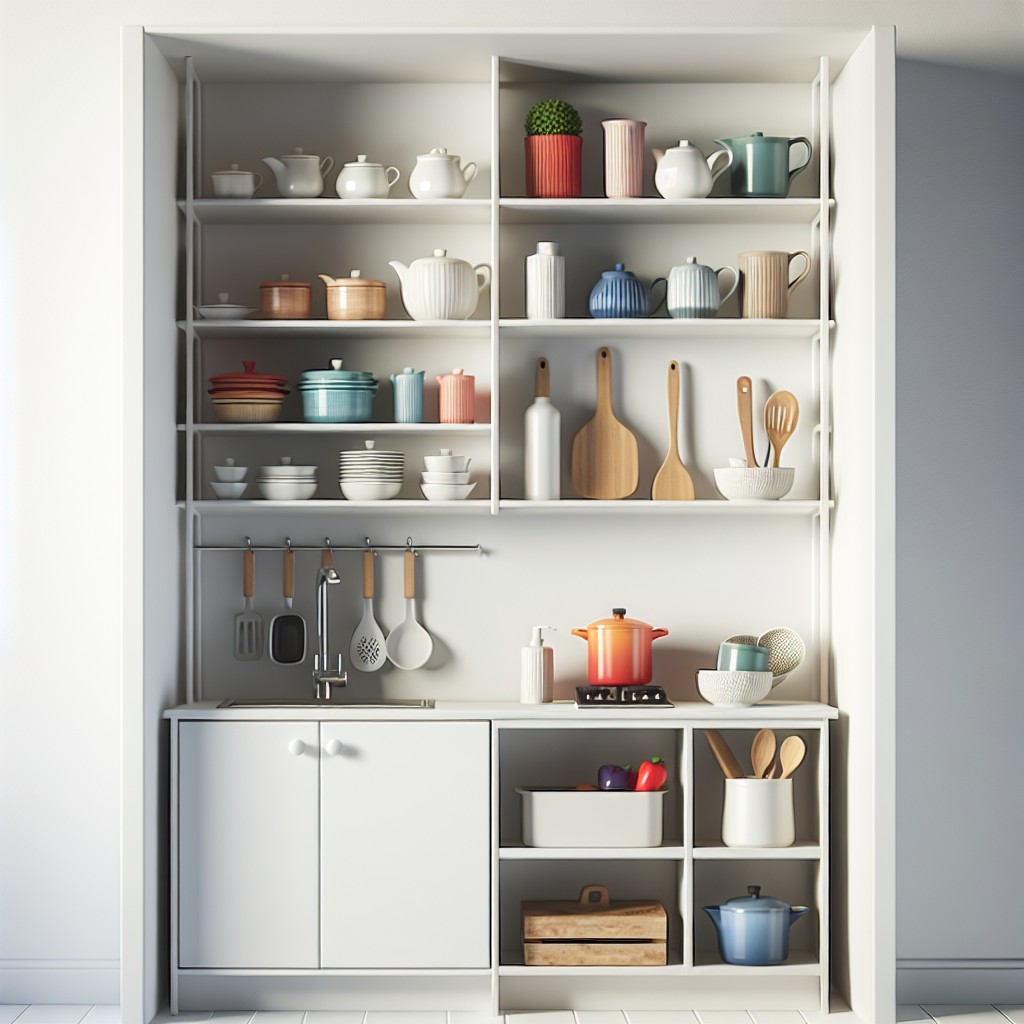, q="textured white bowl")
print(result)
[697,669,773,709]
[421,470,471,485]
[340,480,402,501]
[210,481,247,499]
[213,464,247,483]
[713,466,795,501]
[257,479,317,500]
[420,481,476,501]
